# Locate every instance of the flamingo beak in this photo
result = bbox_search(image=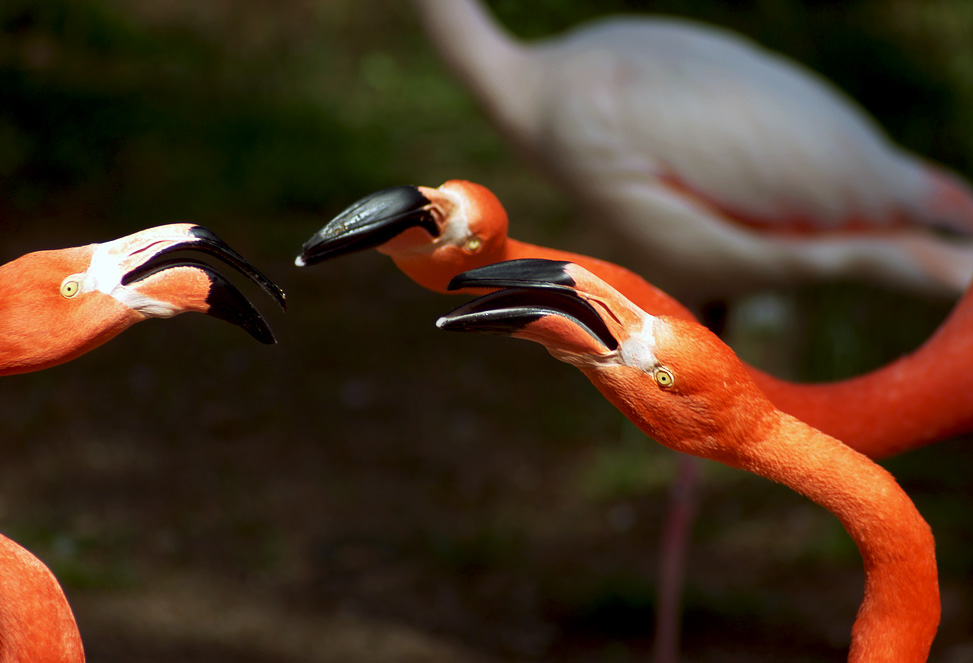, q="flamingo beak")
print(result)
[295,186,440,266]
[436,259,620,351]
[107,224,285,344]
